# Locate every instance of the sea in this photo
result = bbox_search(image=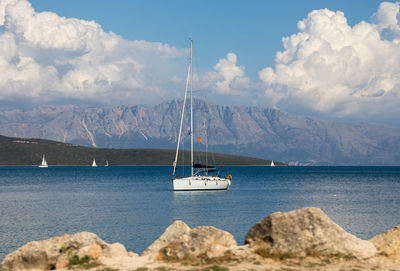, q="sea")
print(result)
[1,166,400,261]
